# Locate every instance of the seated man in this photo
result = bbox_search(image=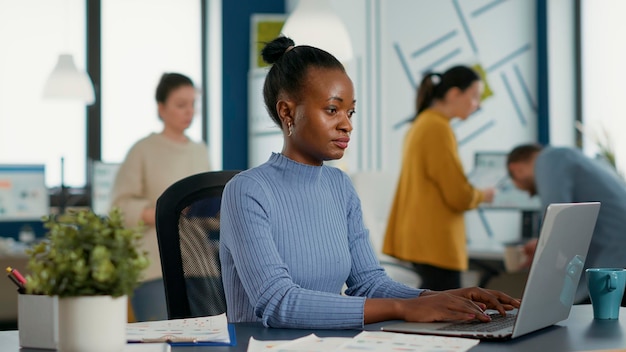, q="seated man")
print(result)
[507,143,626,306]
